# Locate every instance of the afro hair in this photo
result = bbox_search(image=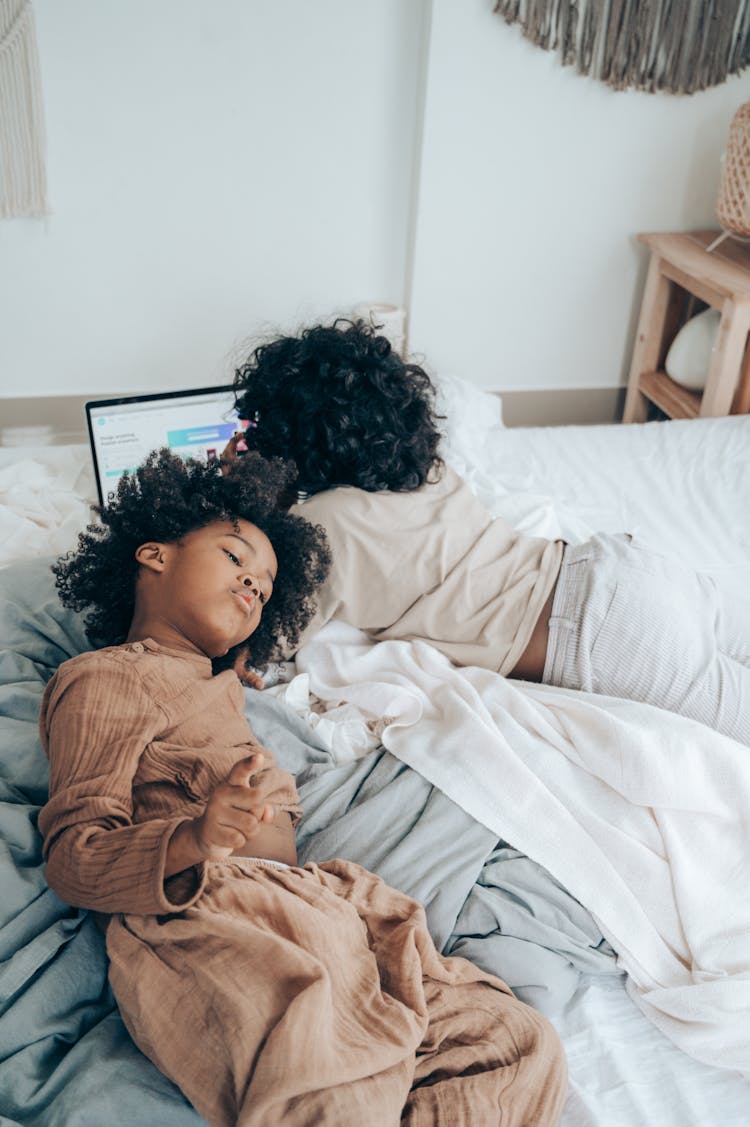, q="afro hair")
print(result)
[233,319,444,496]
[53,448,331,669]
